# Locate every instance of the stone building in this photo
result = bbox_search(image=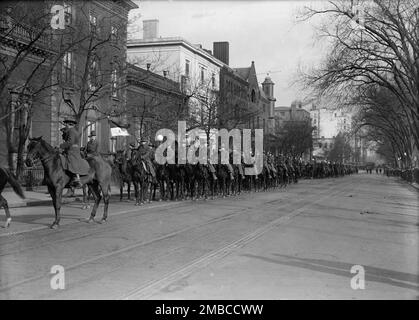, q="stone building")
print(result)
[125,63,186,148]
[0,0,138,169]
